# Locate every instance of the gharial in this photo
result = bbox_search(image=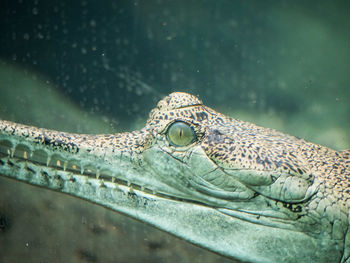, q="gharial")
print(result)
[0,92,349,263]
